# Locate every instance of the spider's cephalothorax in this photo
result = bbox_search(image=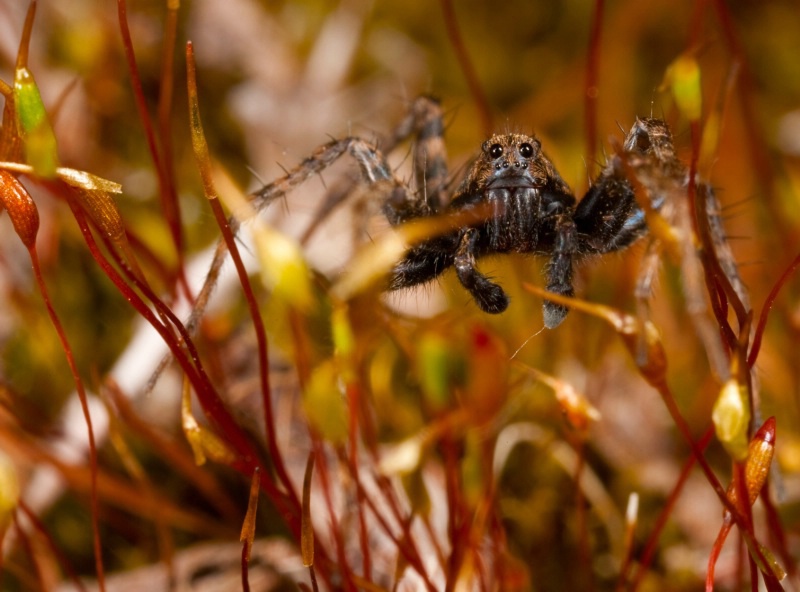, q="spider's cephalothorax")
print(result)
[252,97,661,328]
